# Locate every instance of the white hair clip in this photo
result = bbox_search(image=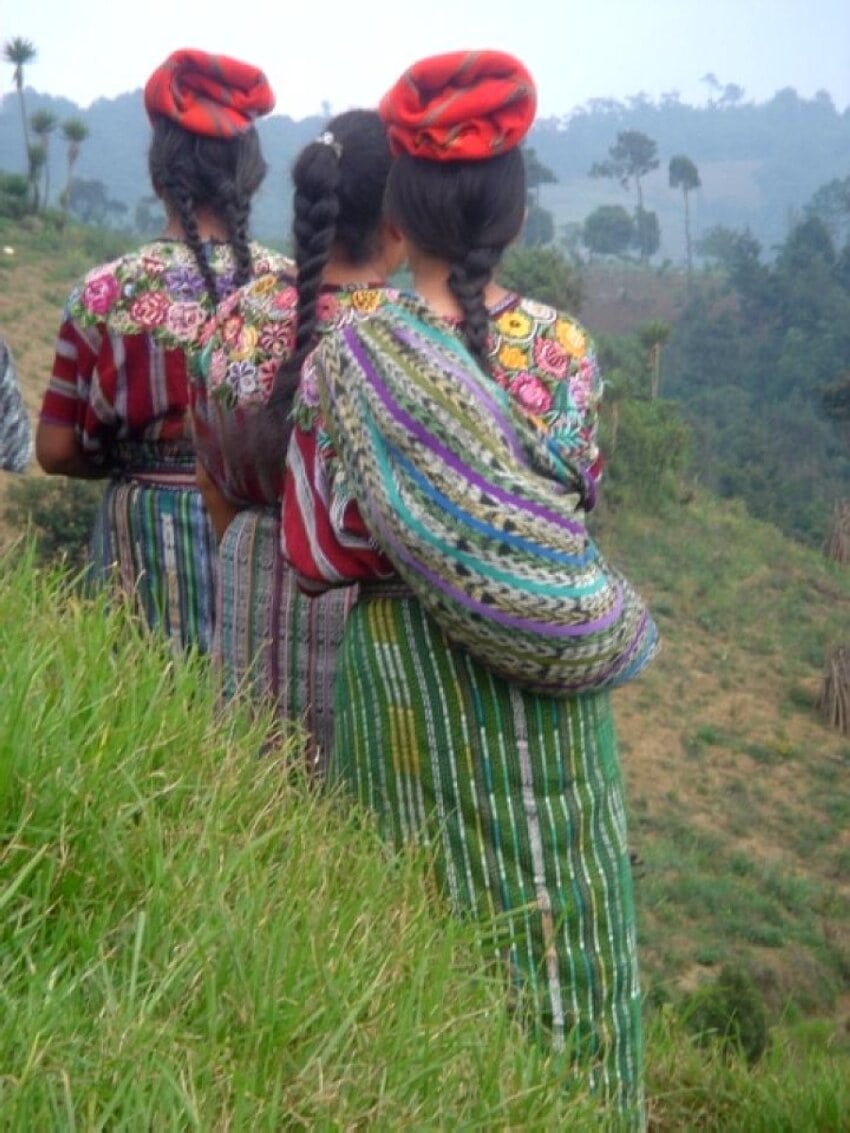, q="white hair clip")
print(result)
[316,130,342,159]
